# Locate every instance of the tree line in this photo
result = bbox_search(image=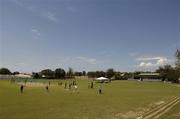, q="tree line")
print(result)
[0,67,130,80]
[33,68,129,79]
[0,50,179,82]
[33,68,72,79]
